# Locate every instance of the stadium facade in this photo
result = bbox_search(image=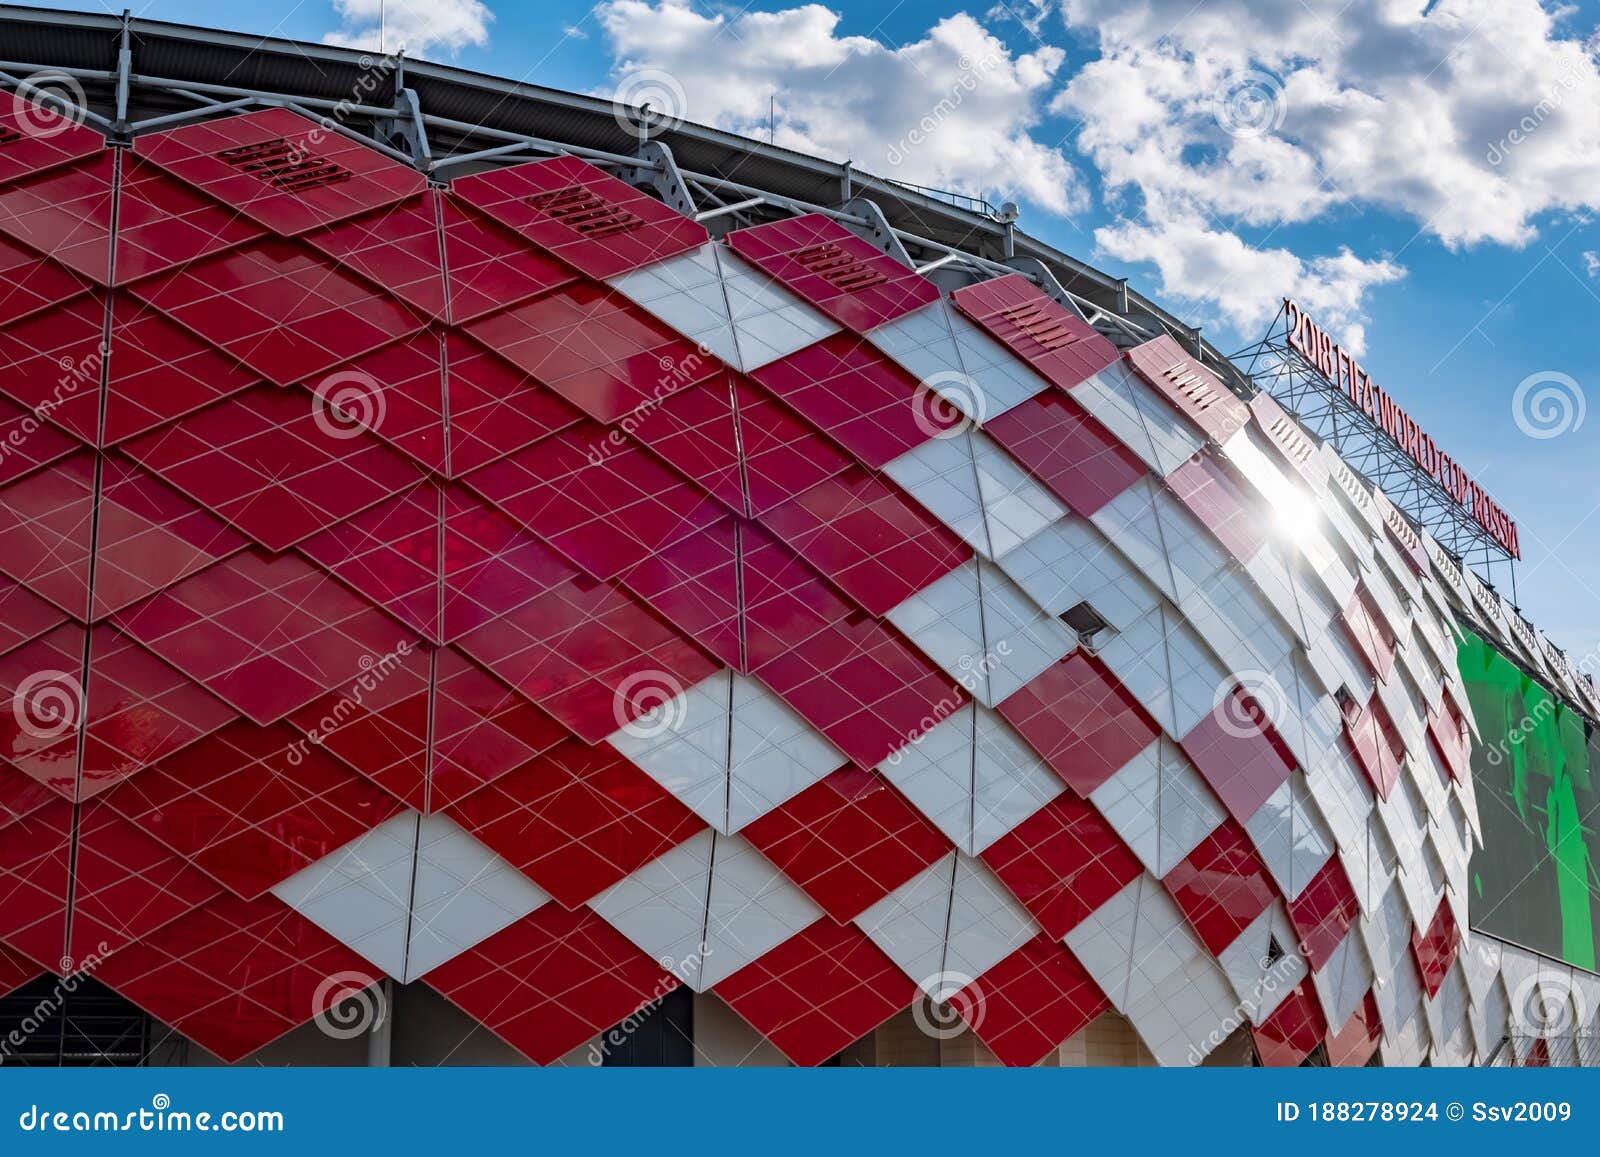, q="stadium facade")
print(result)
[0,5,1594,1067]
